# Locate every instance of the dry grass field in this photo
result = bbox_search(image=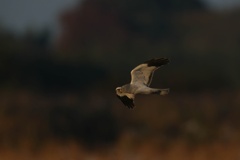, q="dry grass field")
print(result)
[0,139,240,160]
[0,90,239,160]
